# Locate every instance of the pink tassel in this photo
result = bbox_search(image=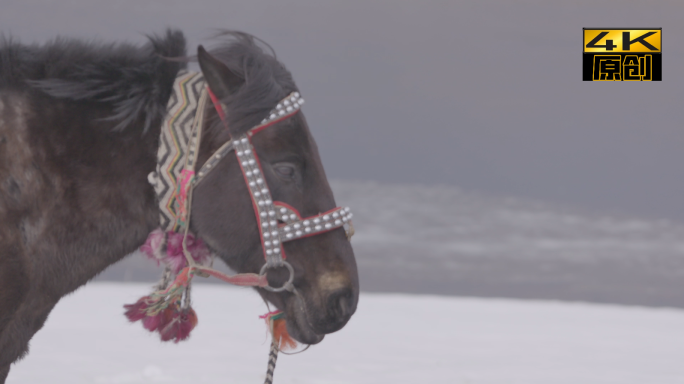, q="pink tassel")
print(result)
[140,229,165,263]
[165,232,211,274]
